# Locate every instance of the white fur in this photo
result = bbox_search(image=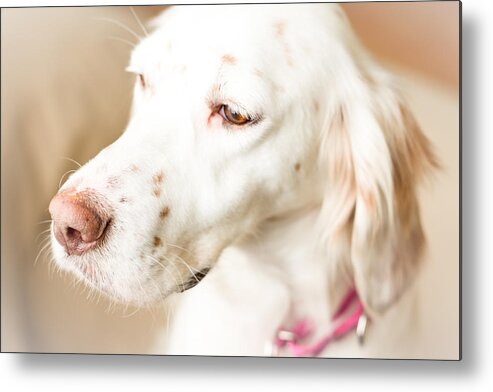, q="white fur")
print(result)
[51,4,435,357]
